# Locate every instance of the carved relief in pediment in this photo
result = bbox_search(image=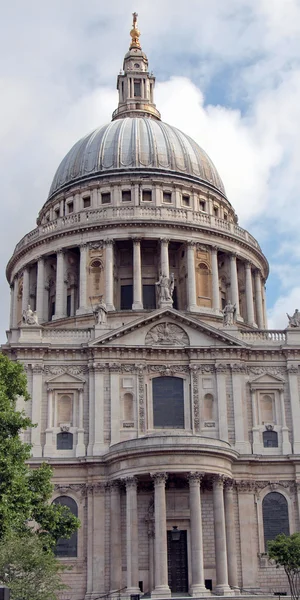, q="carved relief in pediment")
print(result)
[145,322,189,346]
